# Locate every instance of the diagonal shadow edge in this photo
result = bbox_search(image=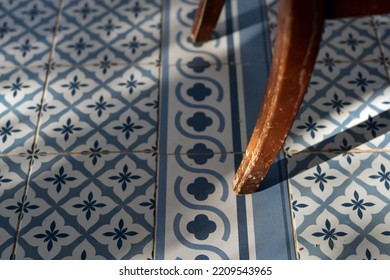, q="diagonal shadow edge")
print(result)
[255,109,389,192]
